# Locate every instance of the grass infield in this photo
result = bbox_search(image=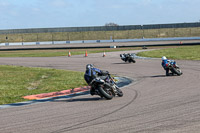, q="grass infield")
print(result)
[137,45,200,60]
[0,65,87,105]
[0,48,141,57]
